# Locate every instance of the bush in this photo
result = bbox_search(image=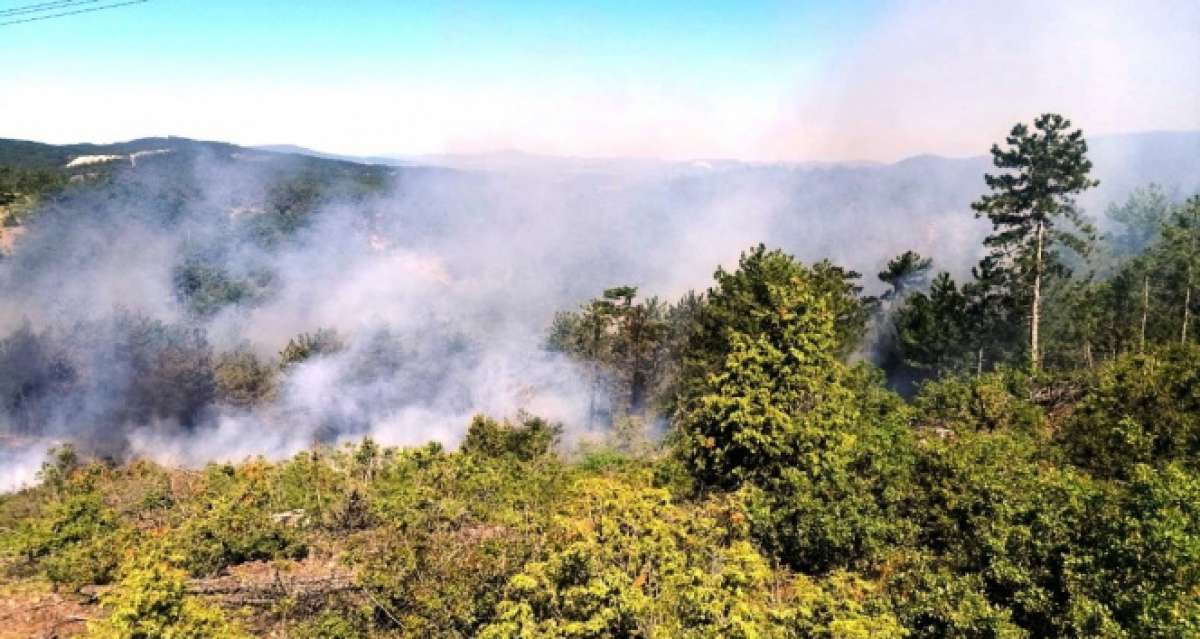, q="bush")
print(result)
[351,441,570,636]
[1065,463,1200,636]
[911,369,1043,435]
[16,490,128,590]
[674,285,916,572]
[888,558,1025,639]
[213,348,277,408]
[167,463,306,577]
[783,572,907,639]
[461,413,561,461]
[293,608,371,639]
[1059,345,1200,477]
[480,478,784,638]
[88,553,251,639]
[279,328,344,367]
[909,430,1093,634]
